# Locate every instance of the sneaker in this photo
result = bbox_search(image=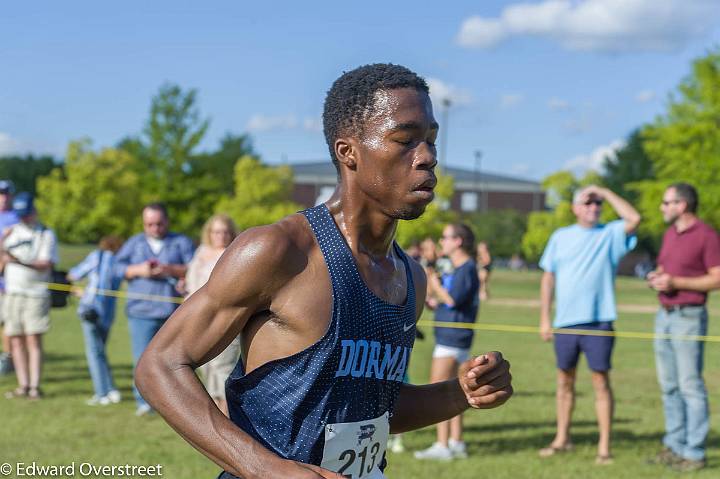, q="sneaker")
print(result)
[0,353,13,375]
[106,390,121,404]
[414,443,453,461]
[387,435,405,453]
[135,404,154,417]
[647,447,681,466]
[86,395,111,406]
[671,458,706,472]
[448,439,468,459]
